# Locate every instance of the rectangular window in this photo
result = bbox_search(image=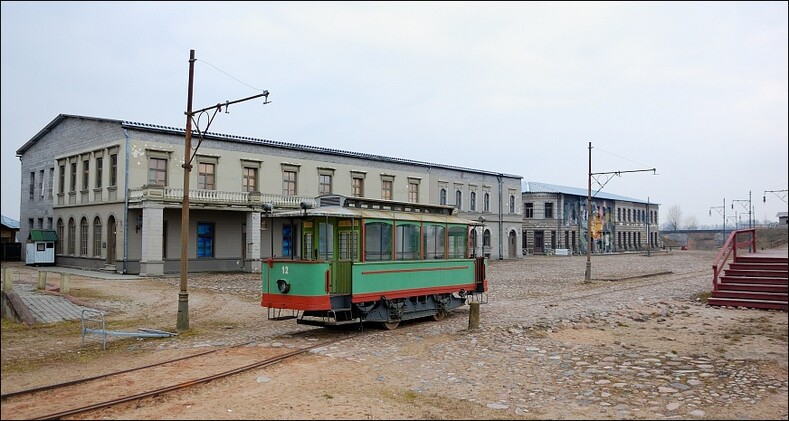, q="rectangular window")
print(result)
[339,231,359,261]
[242,167,257,192]
[95,157,103,189]
[48,167,54,198]
[282,224,292,257]
[448,225,466,259]
[304,232,313,260]
[545,203,554,219]
[282,170,297,196]
[381,180,393,200]
[38,218,44,229]
[39,170,44,198]
[364,221,392,261]
[396,223,420,260]
[197,223,214,257]
[316,222,333,260]
[319,174,332,194]
[110,154,118,186]
[148,157,167,186]
[59,164,66,194]
[29,172,35,199]
[70,162,77,192]
[352,177,364,197]
[423,224,446,259]
[525,202,534,218]
[408,181,419,203]
[82,159,90,190]
[198,162,215,190]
